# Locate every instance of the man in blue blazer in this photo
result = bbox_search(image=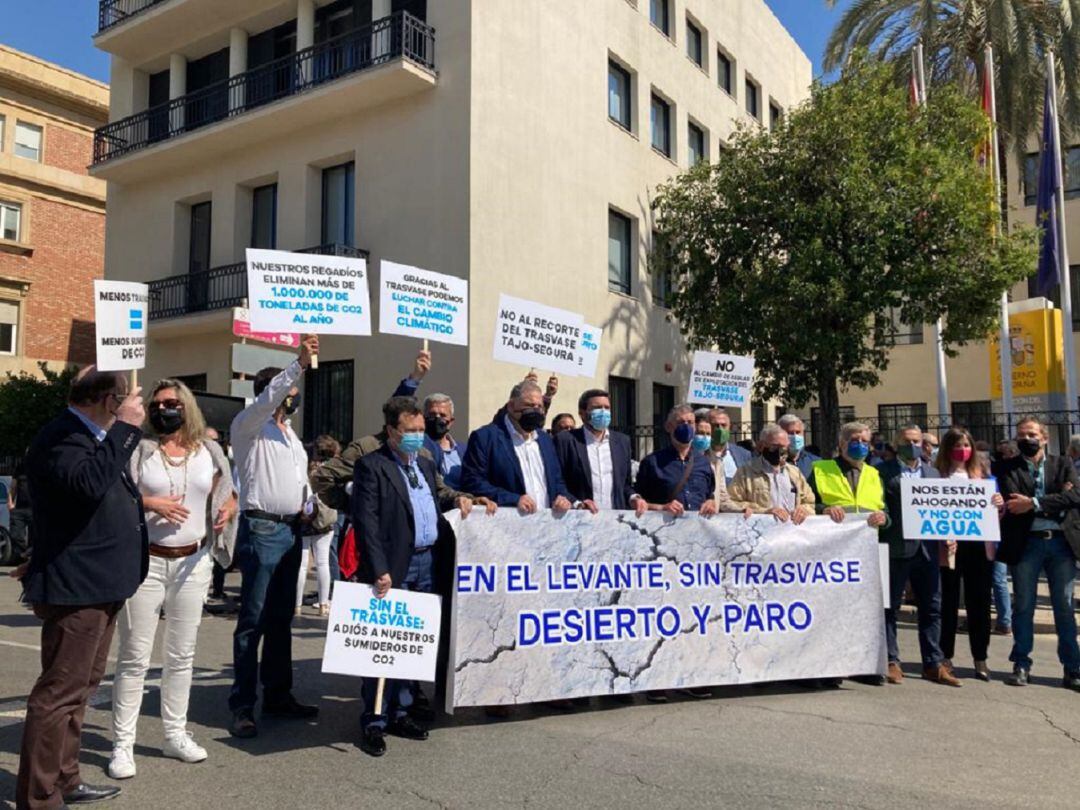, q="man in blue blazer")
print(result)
[460,380,573,514]
[554,388,638,511]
